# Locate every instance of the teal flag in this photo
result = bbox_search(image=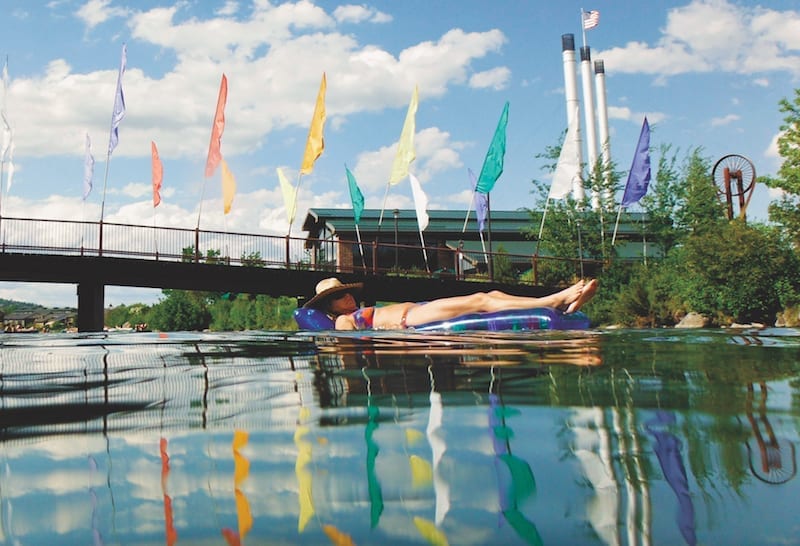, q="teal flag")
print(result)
[475,101,509,193]
[345,165,365,225]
